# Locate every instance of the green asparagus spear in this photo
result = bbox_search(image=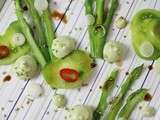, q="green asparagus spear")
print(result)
[15,0,46,68]
[84,0,93,15]
[104,0,119,27]
[105,64,144,120]
[25,0,51,62]
[117,89,148,119]
[96,0,105,24]
[104,0,119,42]
[85,0,119,58]
[41,8,56,61]
[93,69,119,120]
